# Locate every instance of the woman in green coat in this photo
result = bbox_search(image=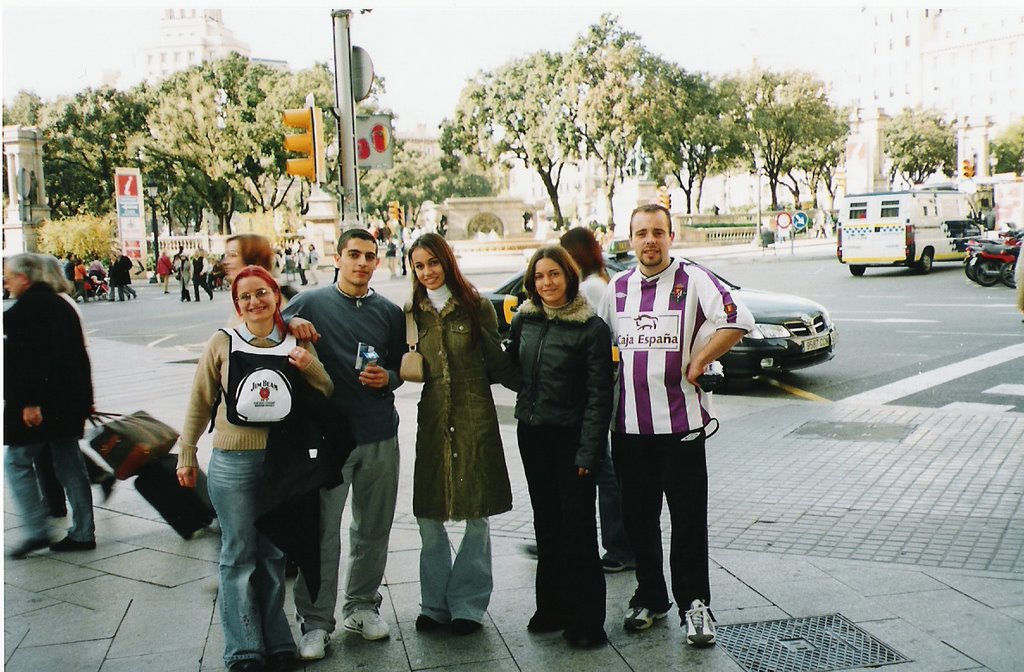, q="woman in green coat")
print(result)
[406,233,517,636]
